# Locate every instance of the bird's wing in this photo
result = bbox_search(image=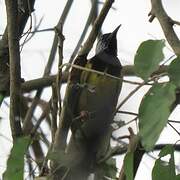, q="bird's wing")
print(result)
[55,55,88,149]
[70,55,88,83]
